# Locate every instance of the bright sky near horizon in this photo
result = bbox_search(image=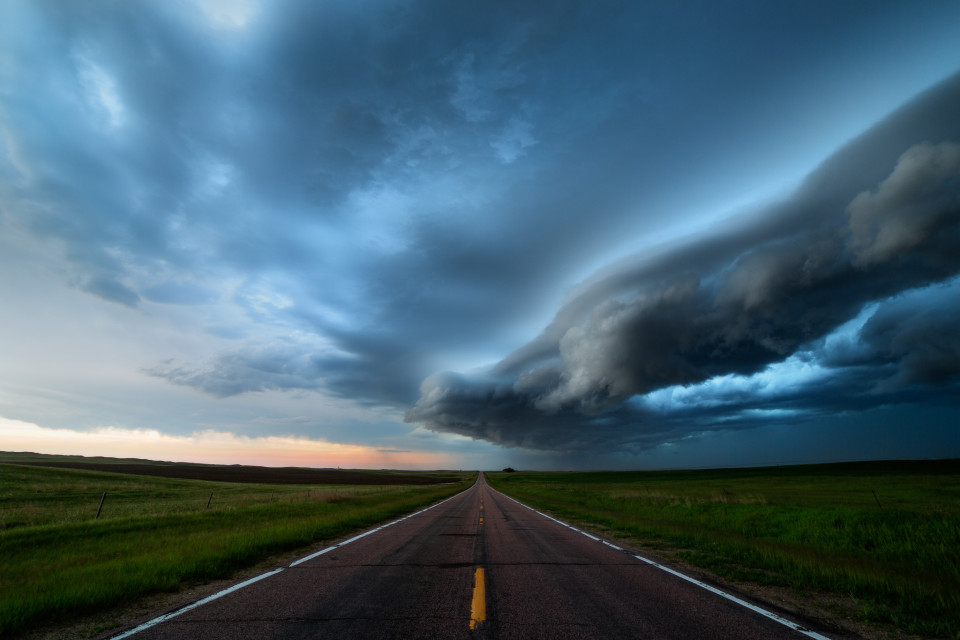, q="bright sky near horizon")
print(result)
[1,1,959,470]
